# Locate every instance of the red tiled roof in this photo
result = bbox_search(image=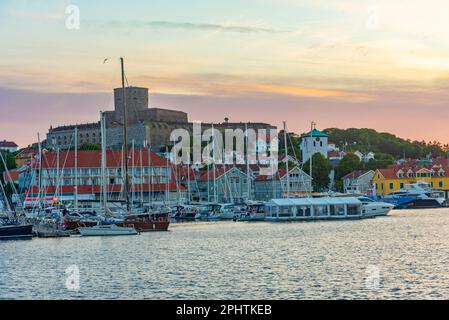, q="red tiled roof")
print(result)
[378,165,449,179]
[16,148,37,159]
[377,168,397,179]
[174,165,197,182]
[328,151,341,158]
[3,170,20,182]
[0,140,18,148]
[343,170,370,180]
[35,150,168,169]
